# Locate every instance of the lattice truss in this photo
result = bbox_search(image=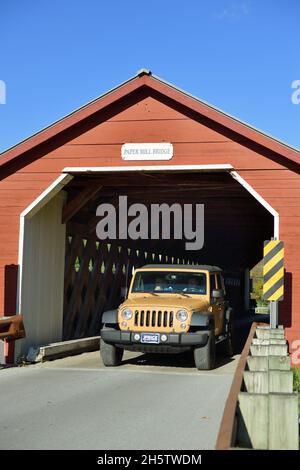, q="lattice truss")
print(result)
[63,235,194,339]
